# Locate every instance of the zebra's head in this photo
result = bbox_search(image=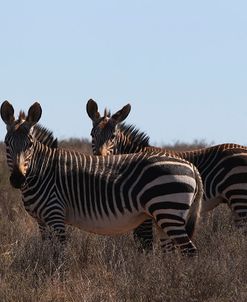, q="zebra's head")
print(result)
[1,101,42,189]
[86,99,131,155]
